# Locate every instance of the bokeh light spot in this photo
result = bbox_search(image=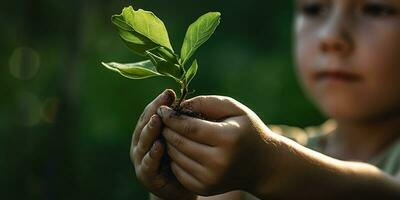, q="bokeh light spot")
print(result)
[41,97,60,123]
[9,47,40,80]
